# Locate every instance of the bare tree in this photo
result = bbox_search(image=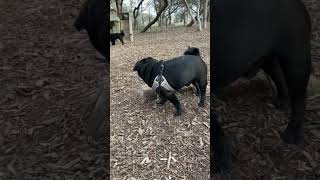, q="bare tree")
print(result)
[196,0,202,31]
[165,0,172,27]
[115,0,124,15]
[183,0,202,30]
[153,0,163,26]
[141,0,169,32]
[183,0,196,24]
[203,0,208,28]
[133,0,145,30]
[184,9,186,26]
[164,0,183,26]
[186,1,209,27]
[207,5,210,21]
